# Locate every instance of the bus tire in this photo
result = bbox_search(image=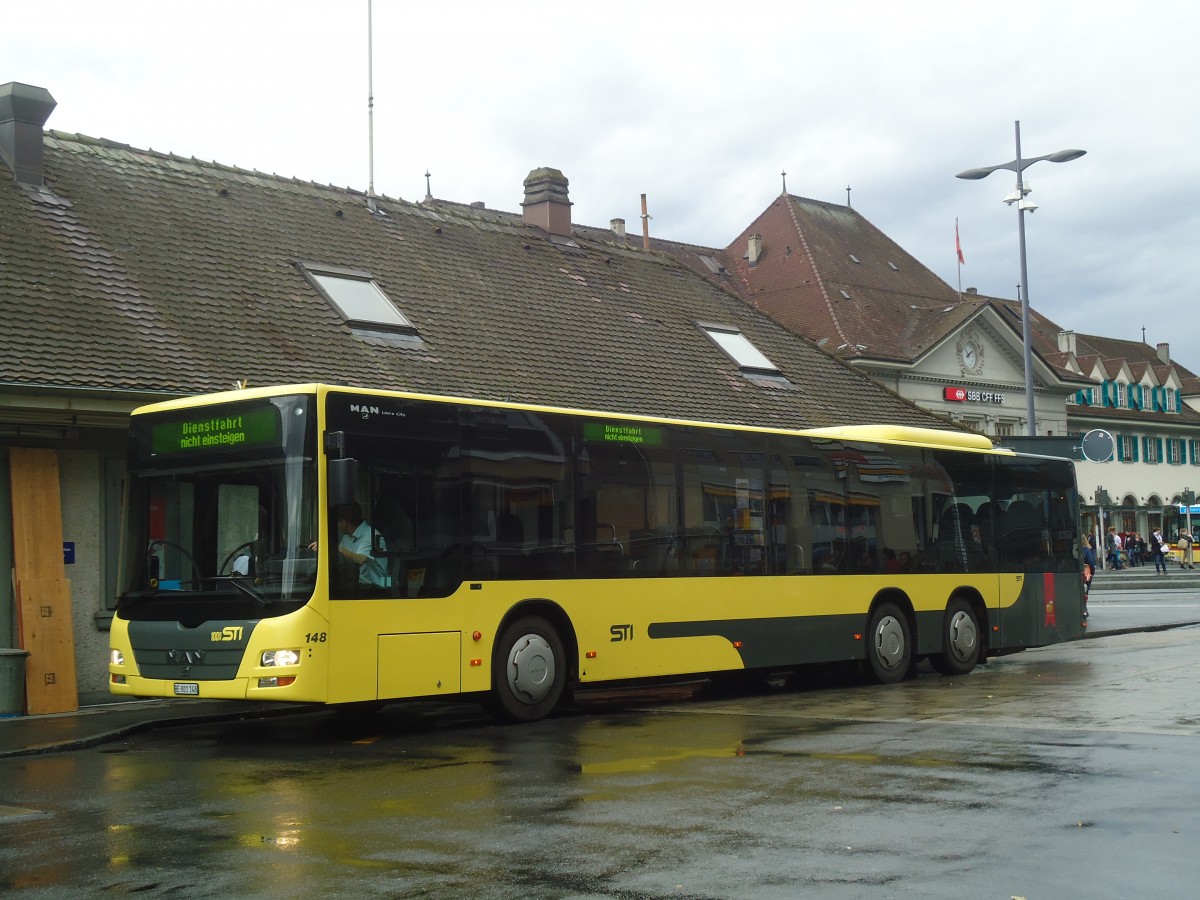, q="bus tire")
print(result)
[487,616,565,723]
[866,601,912,684]
[931,597,981,676]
